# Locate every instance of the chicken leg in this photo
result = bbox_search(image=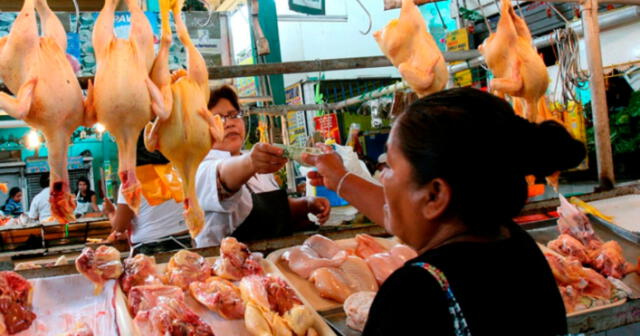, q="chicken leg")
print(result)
[145,0,223,237]
[90,0,167,213]
[0,0,85,223]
